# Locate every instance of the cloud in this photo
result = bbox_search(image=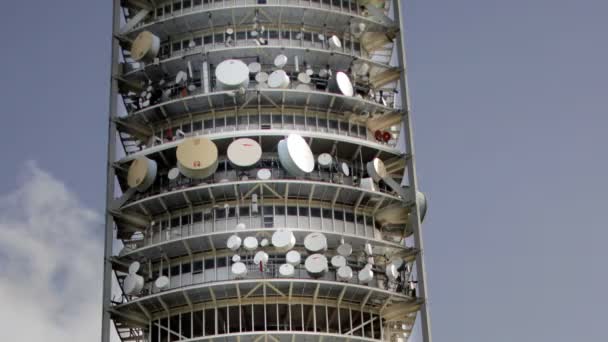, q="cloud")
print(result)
[0,162,118,341]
